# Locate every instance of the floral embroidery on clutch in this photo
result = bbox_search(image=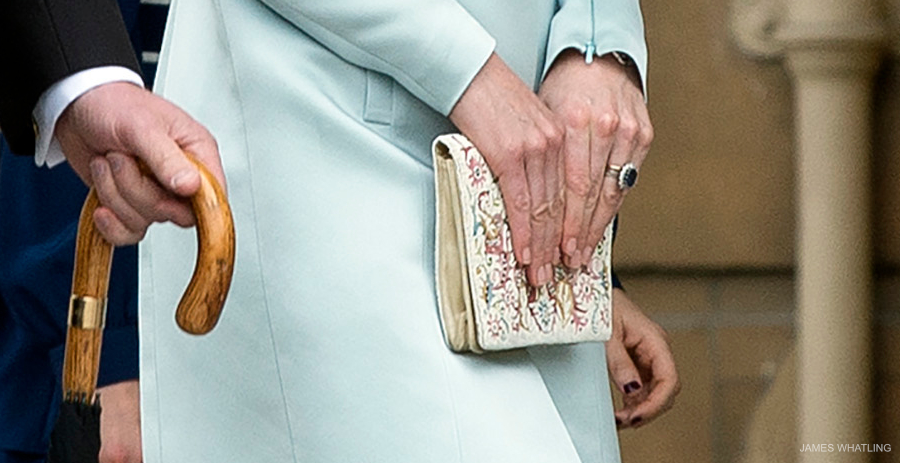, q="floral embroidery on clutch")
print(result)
[433,134,613,352]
